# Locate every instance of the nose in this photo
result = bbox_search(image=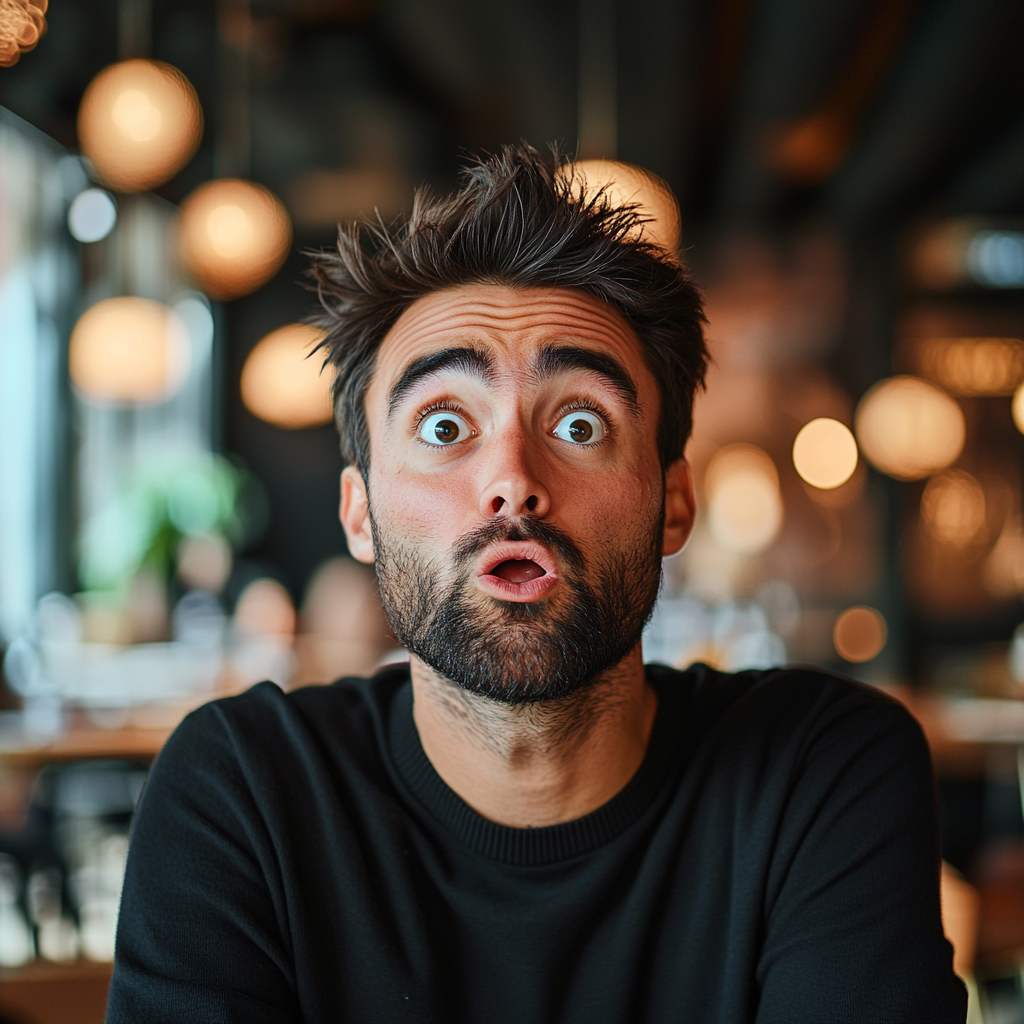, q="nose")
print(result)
[477,429,551,519]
